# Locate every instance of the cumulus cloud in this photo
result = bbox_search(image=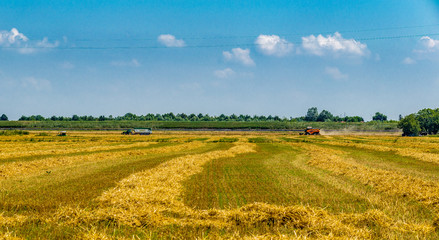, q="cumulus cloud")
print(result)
[417,36,439,53]
[21,77,51,91]
[223,48,254,66]
[255,34,293,57]
[402,57,416,65]
[214,68,235,79]
[158,34,186,47]
[0,28,28,45]
[302,32,368,57]
[110,59,141,67]
[0,28,59,54]
[325,67,348,80]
